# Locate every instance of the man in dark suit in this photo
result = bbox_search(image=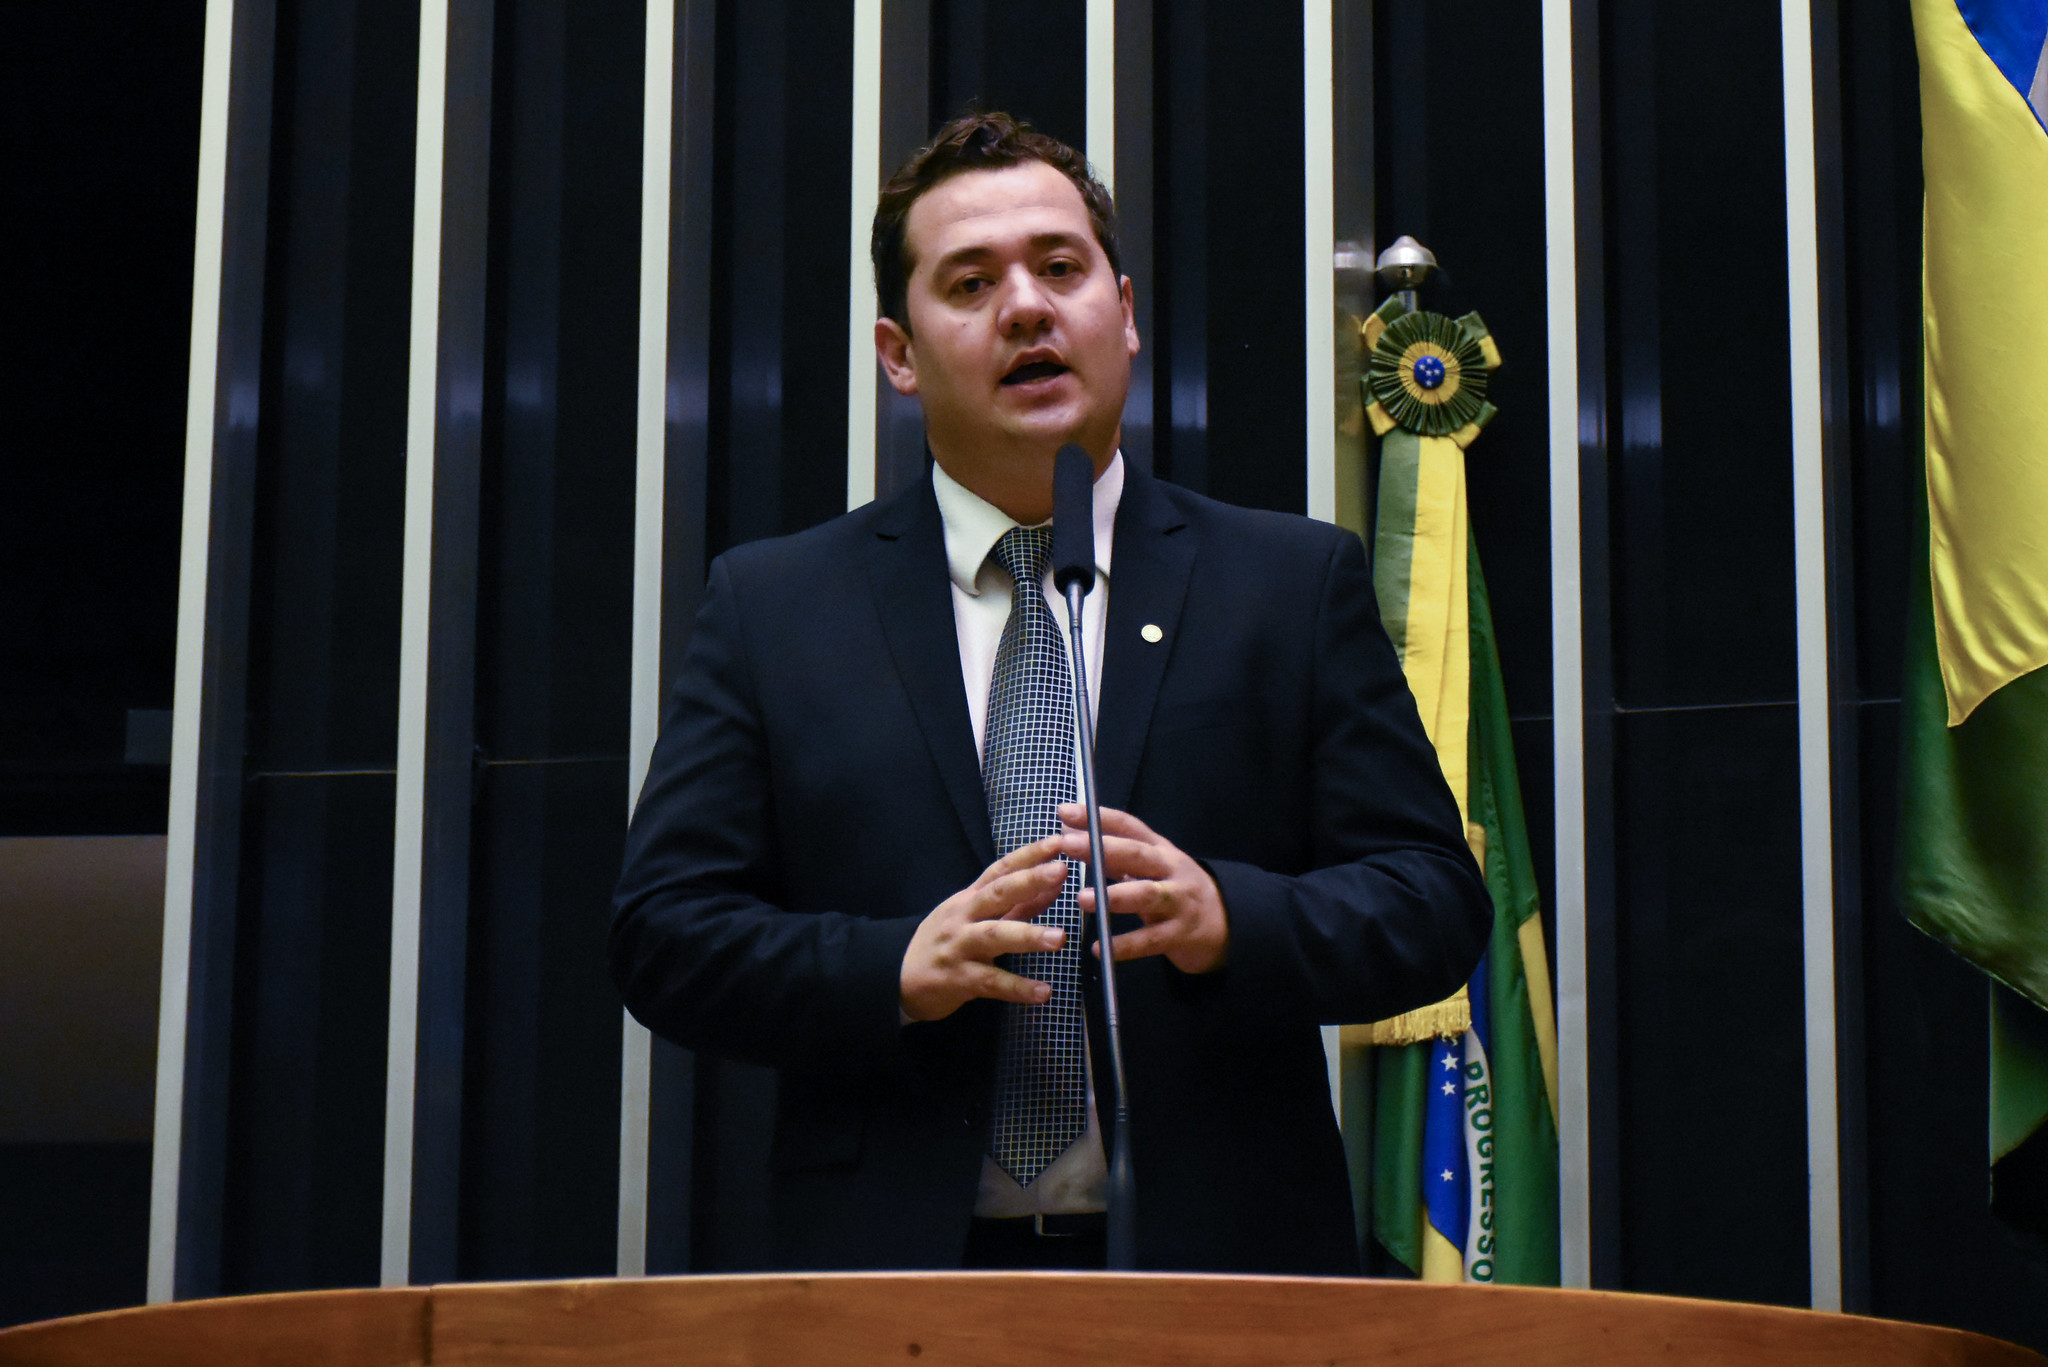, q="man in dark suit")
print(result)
[610,112,1490,1275]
